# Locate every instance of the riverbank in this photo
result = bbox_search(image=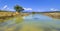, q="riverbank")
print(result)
[0,12,29,23]
[44,13,60,19]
